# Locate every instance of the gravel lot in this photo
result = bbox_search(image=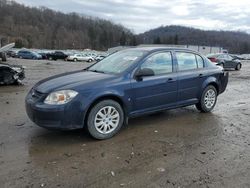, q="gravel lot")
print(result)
[0,58,250,188]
